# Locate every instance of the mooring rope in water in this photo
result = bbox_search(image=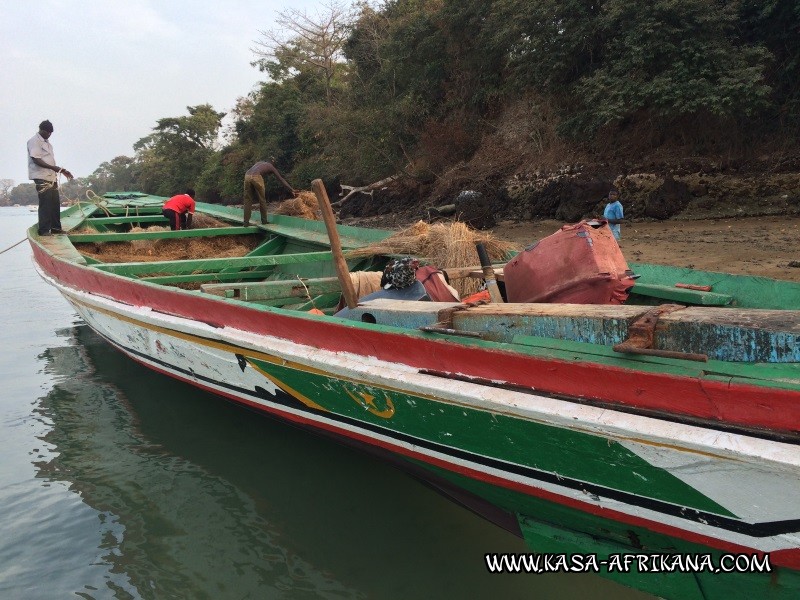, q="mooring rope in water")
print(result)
[0,238,27,255]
